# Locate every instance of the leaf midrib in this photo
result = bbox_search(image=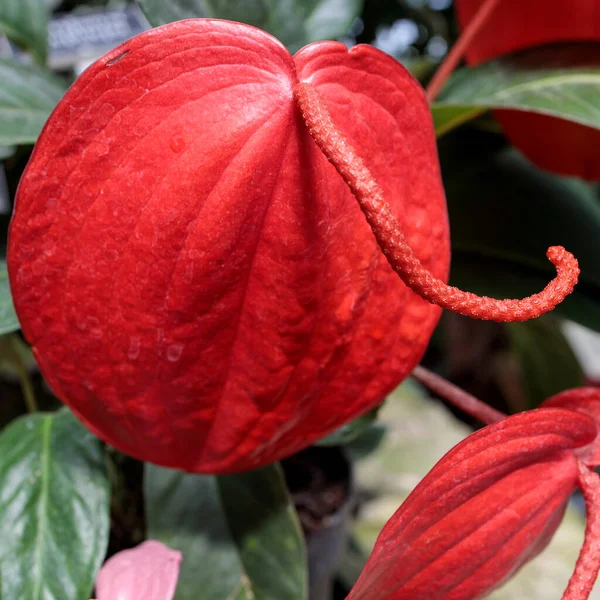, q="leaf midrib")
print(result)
[32,416,52,600]
[489,73,600,100]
